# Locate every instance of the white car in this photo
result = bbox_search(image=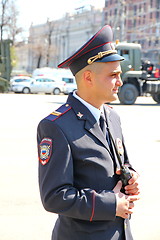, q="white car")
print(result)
[62,77,77,94]
[10,77,34,93]
[11,76,66,95]
[10,75,32,84]
[33,68,77,94]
